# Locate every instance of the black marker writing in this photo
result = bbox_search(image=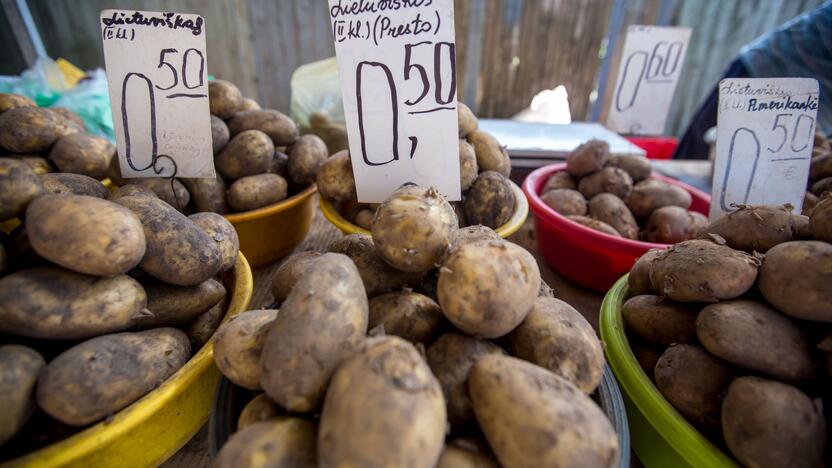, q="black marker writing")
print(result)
[102,11,203,36]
